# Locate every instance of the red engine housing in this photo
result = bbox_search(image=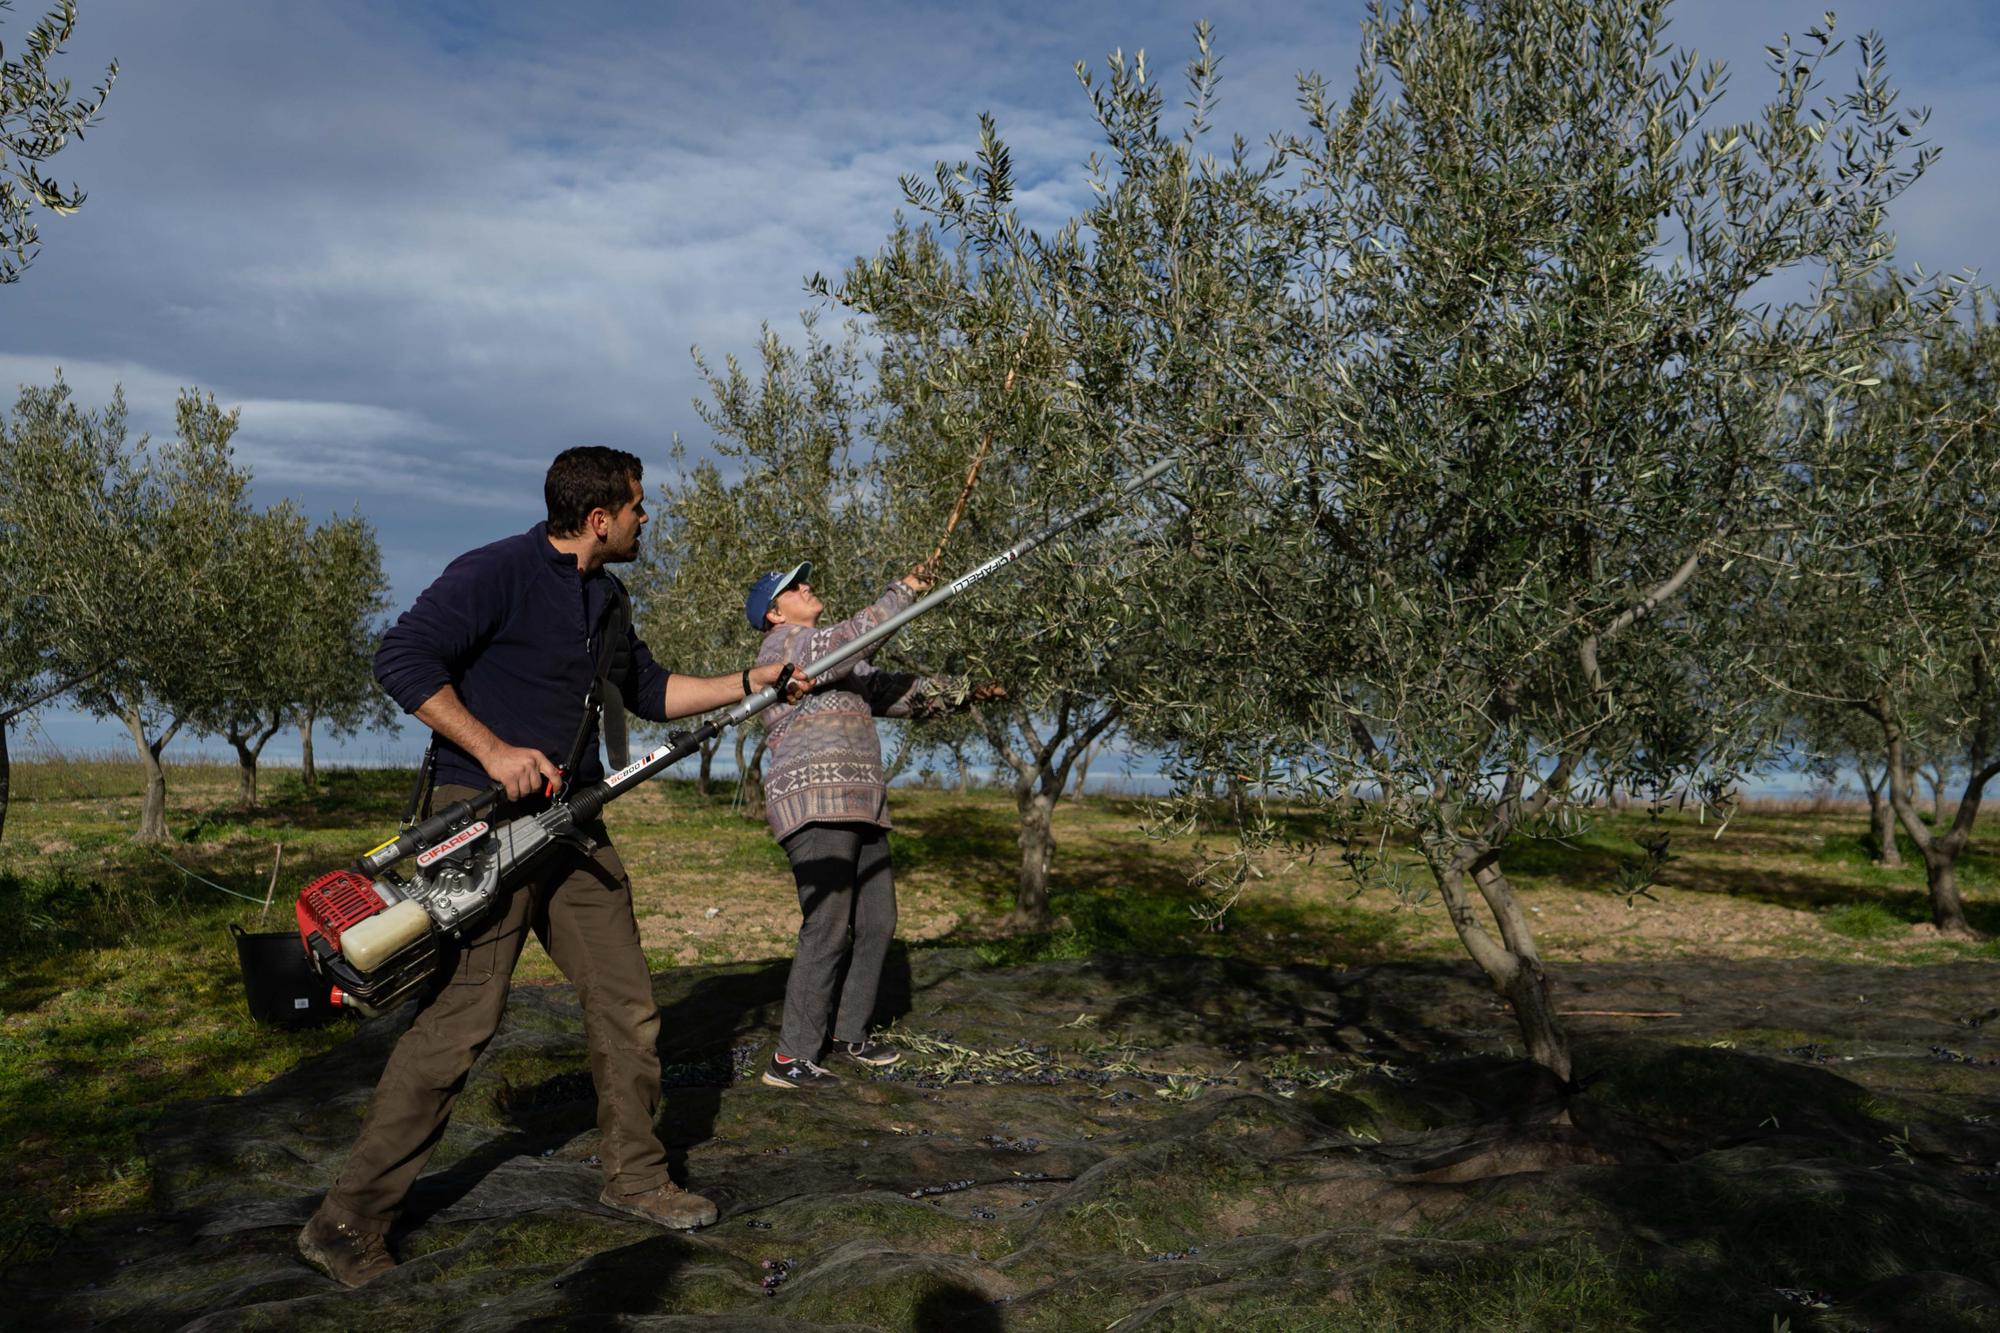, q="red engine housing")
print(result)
[294,867,439,1014]
[295,868,386,951]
